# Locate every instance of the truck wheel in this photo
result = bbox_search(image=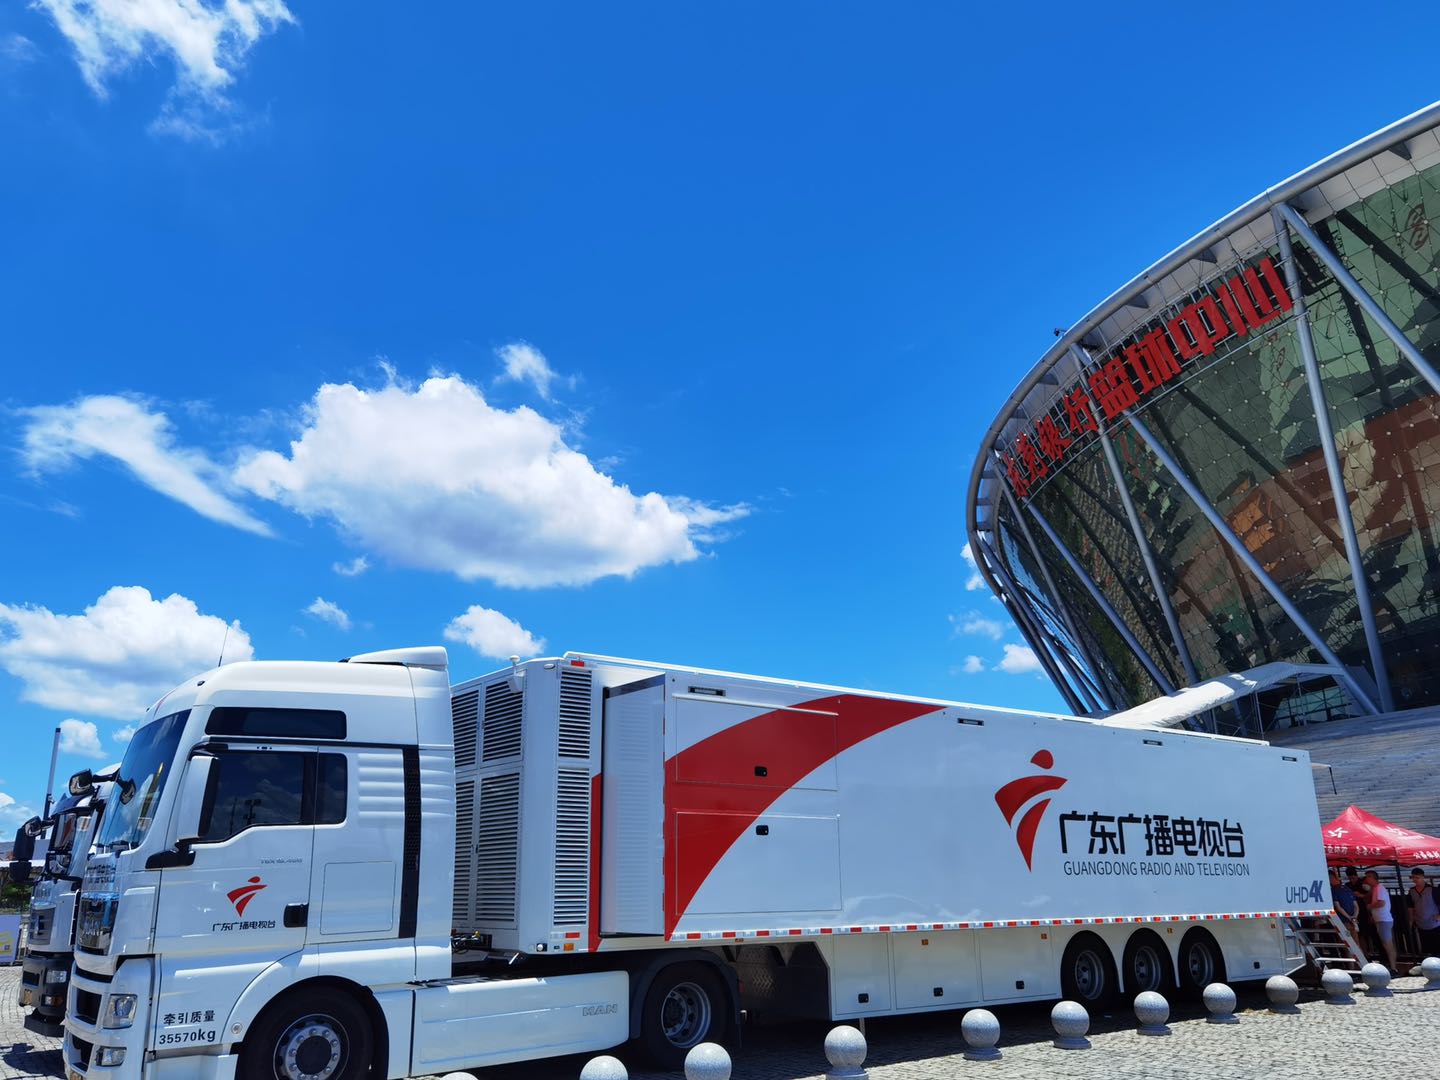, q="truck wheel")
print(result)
[638,962,729,1070]
[1122,930,1174,995]
[240,989,374,1080]
[1060,933,1117,1008]
[1177,928,1226,997]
